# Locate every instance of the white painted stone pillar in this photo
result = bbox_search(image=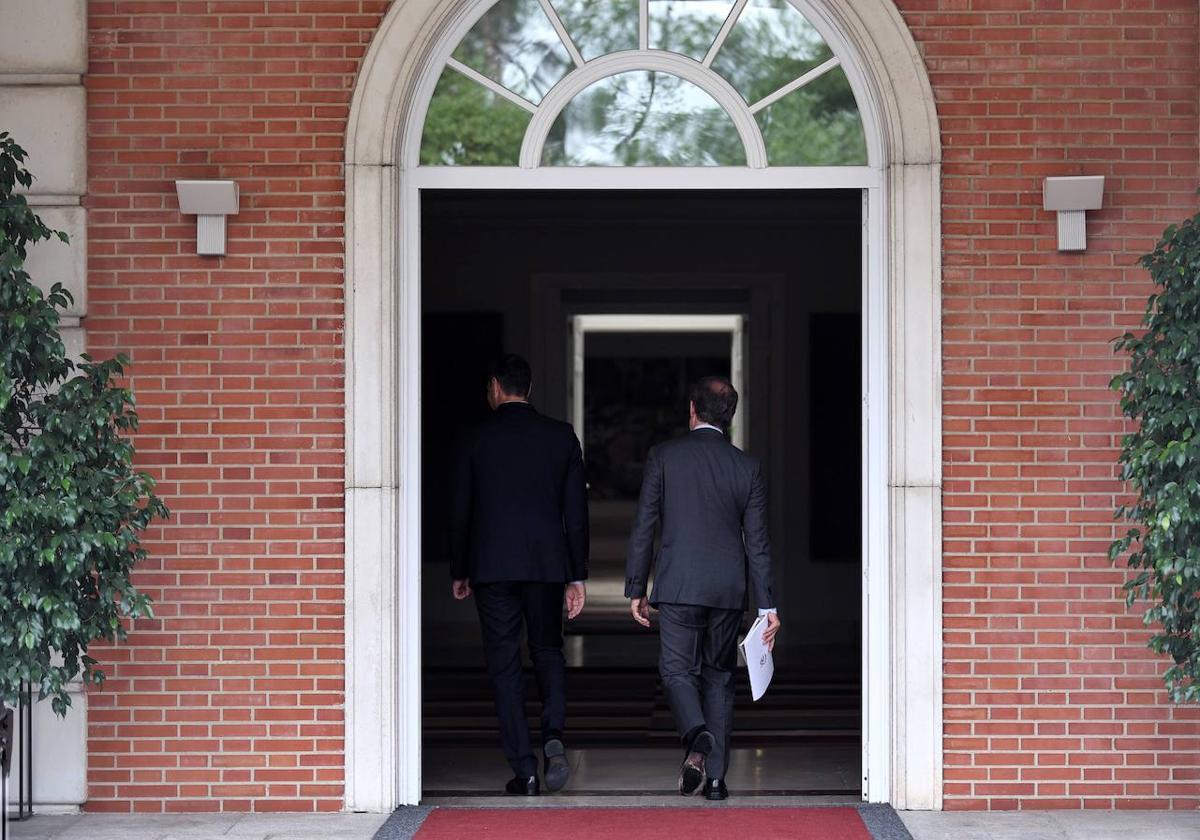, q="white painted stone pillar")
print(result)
[0,0,90,813]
